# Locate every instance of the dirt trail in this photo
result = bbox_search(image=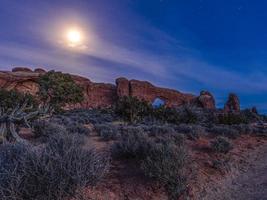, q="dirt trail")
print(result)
[209,143,267,200]
[226,144,267,200]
